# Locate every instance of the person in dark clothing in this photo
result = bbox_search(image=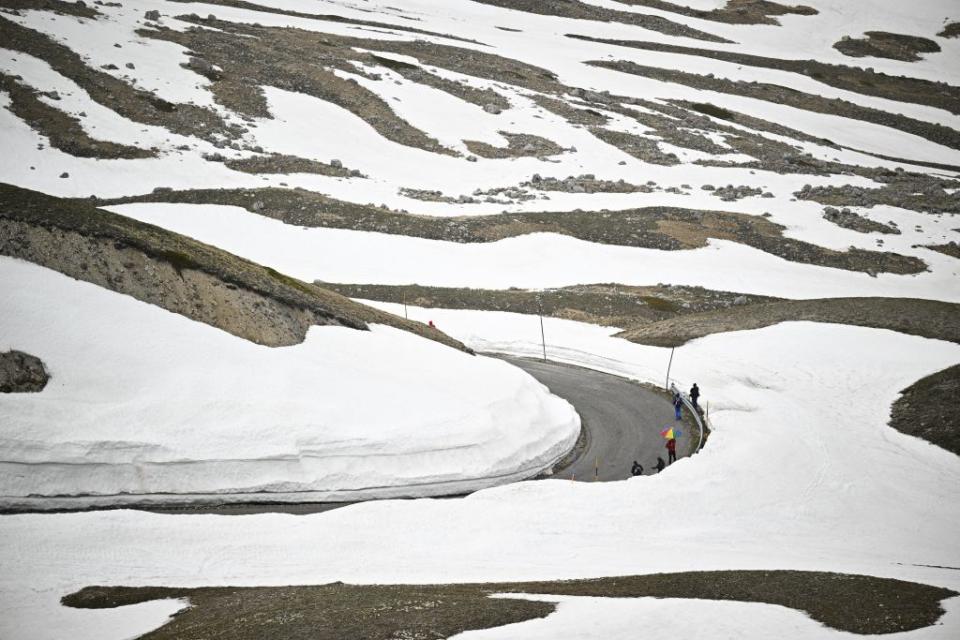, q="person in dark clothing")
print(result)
[673,393,683,420]
[690,383,700,410]
[631,460,644,476]
[666,437,677,464]
[654,456,666,473]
